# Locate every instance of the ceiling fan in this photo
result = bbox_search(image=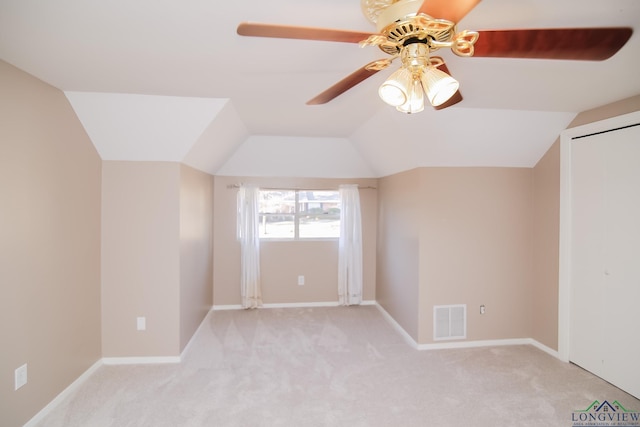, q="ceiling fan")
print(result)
[237,0,632,113]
